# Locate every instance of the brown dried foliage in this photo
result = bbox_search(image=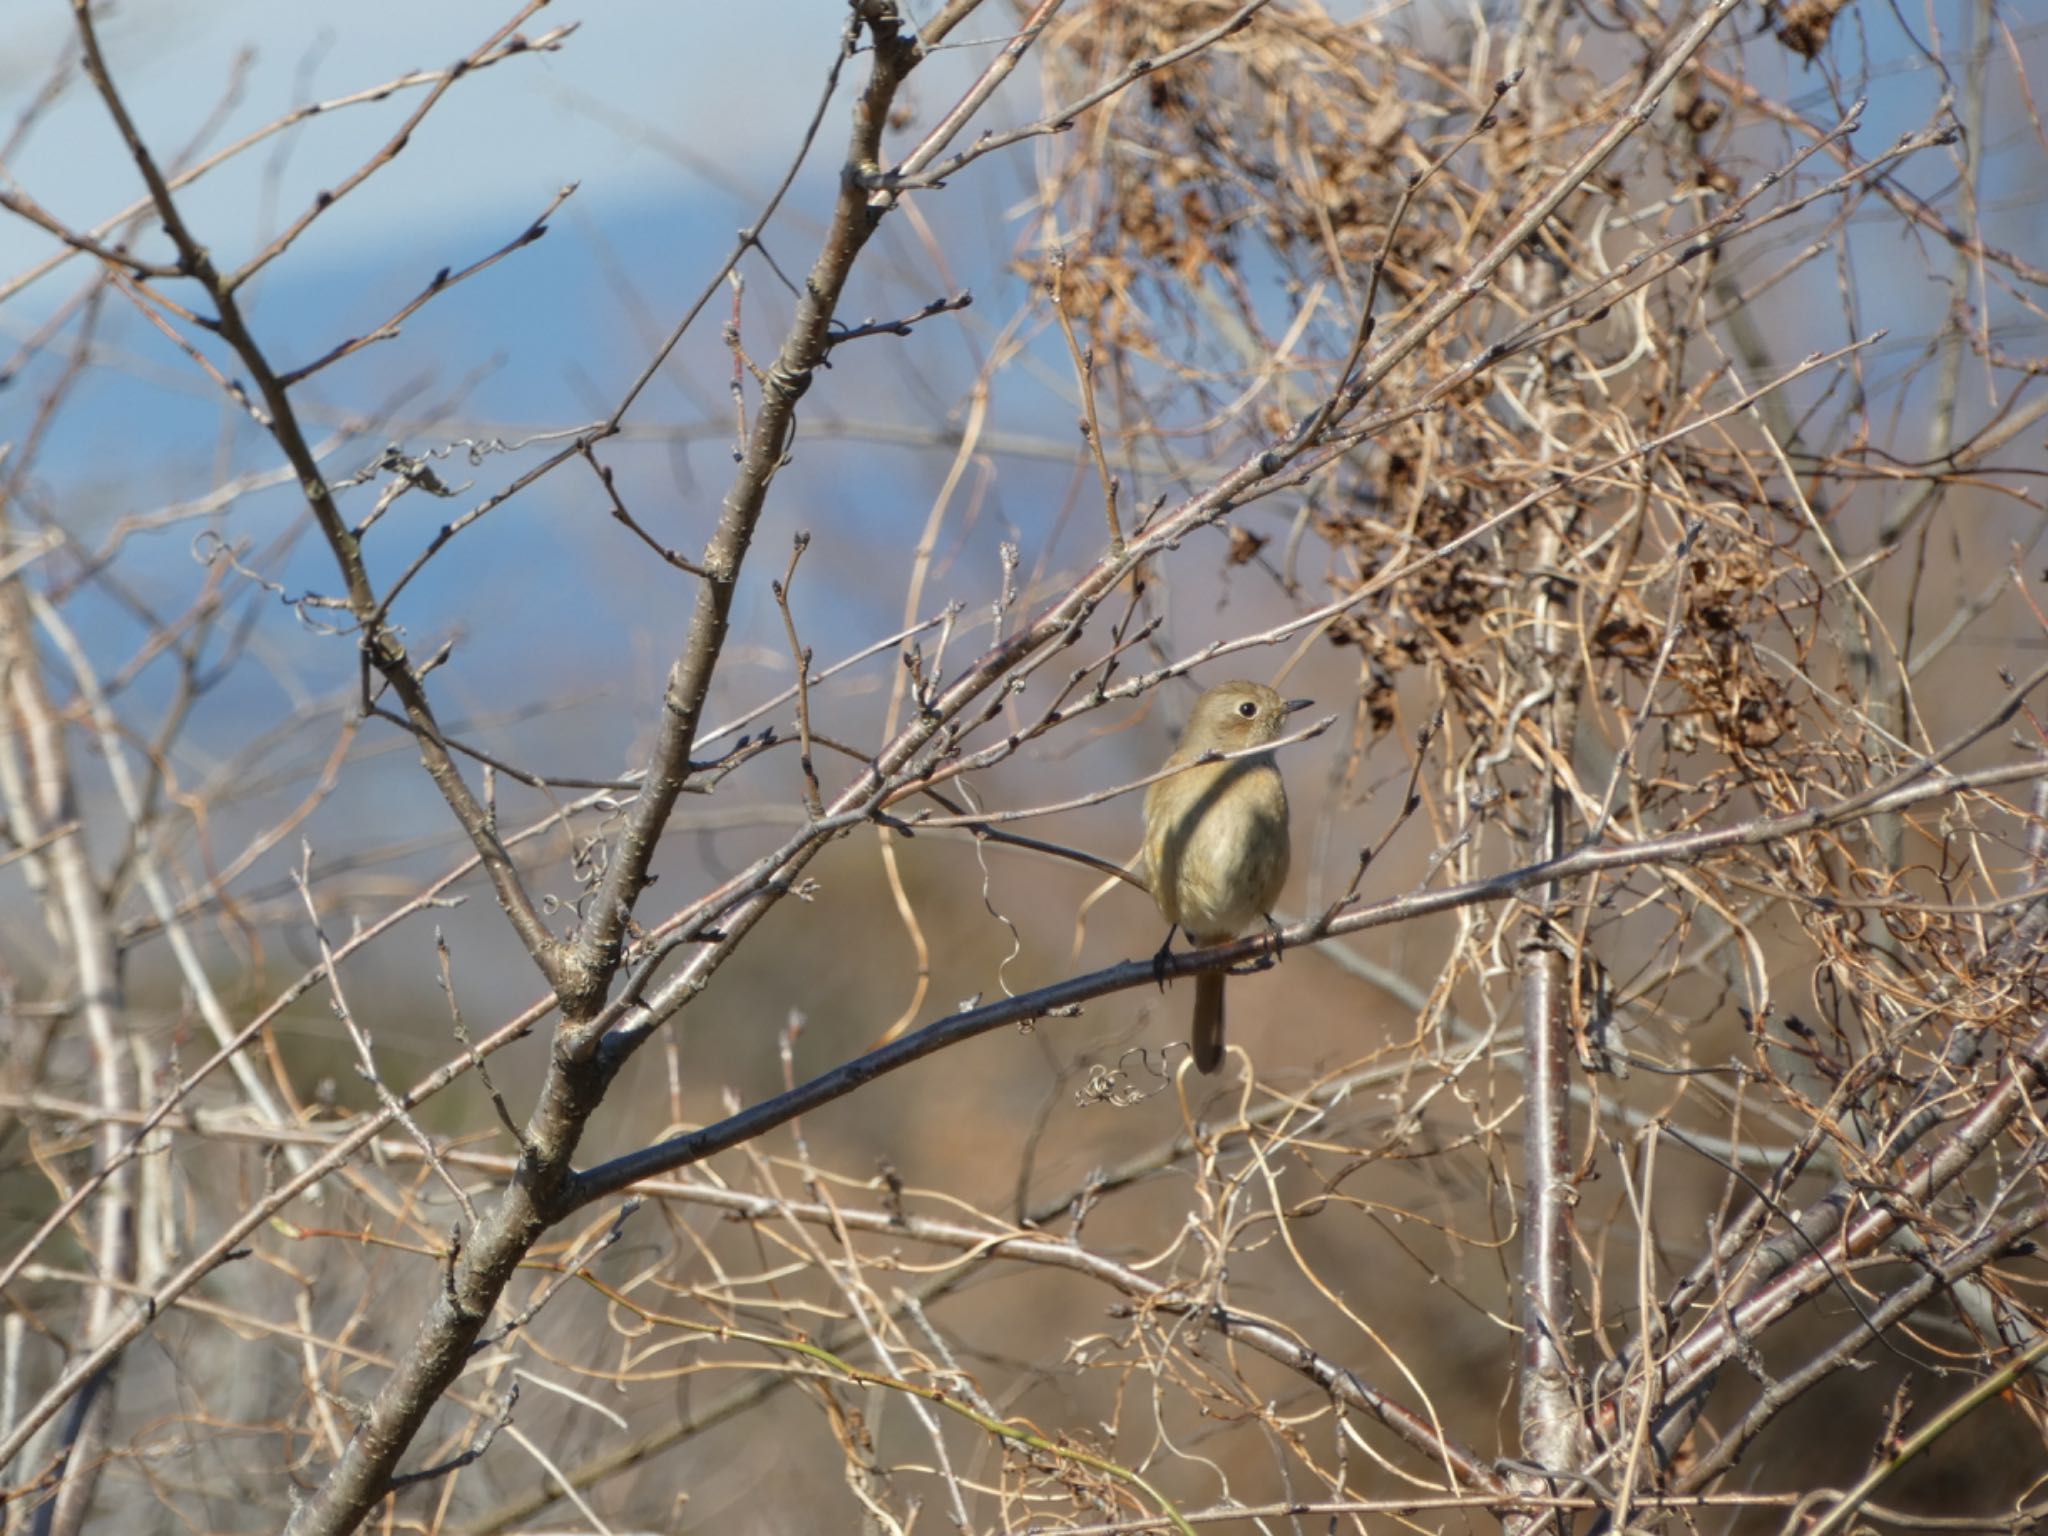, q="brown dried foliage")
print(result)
[2,0,2047,1533]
